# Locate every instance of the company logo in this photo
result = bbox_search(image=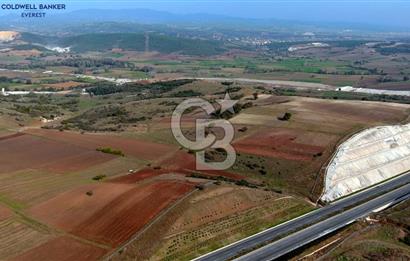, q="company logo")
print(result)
[1,3,66,18]
[171,93,237,170]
